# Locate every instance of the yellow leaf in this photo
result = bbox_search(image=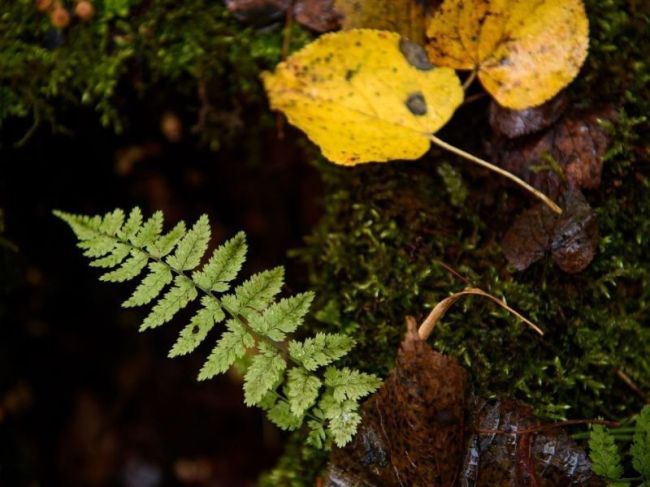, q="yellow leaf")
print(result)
[334,0,429,45]
[262,29,463,165]
[426,0,589,109]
